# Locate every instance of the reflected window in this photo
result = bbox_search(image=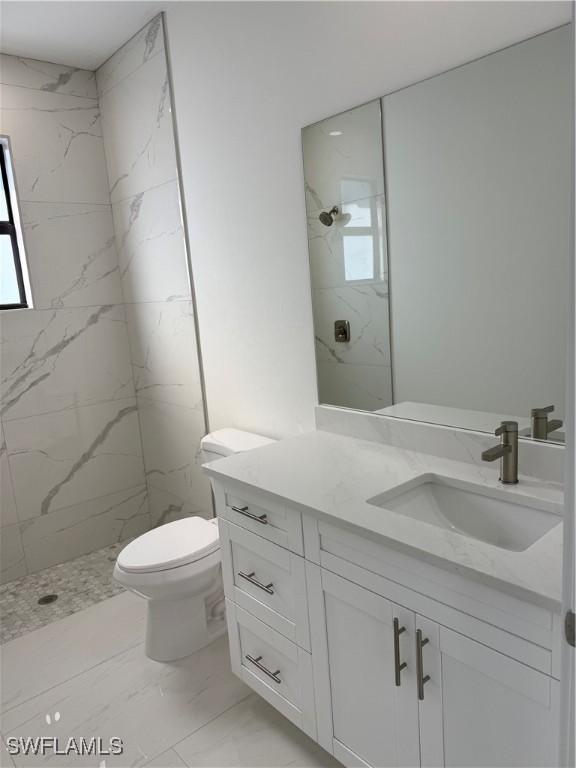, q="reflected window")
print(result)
[0,137,30,309]
[340,178,383,283]
[343,236,375,281]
